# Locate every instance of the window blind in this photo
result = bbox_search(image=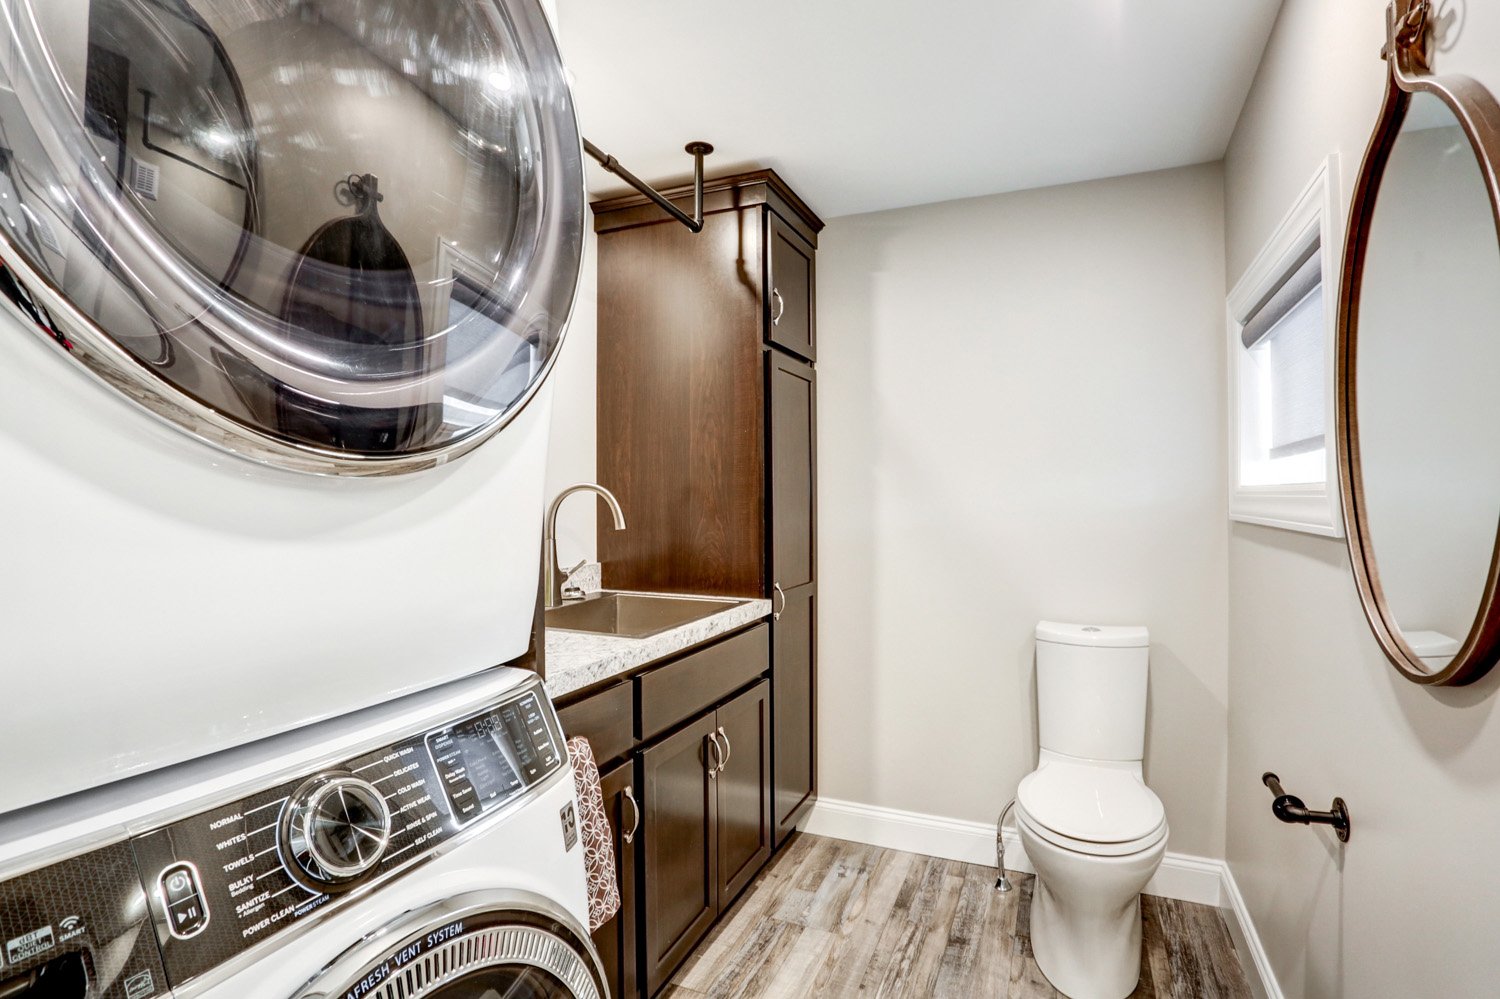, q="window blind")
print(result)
[1261,285,1326,458]
[1241,246,1326,460]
